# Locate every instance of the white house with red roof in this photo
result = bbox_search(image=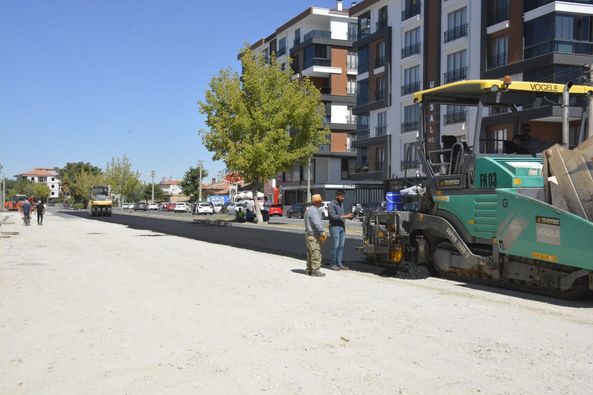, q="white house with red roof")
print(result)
[15,168,61,200]
[158,178,183,196]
